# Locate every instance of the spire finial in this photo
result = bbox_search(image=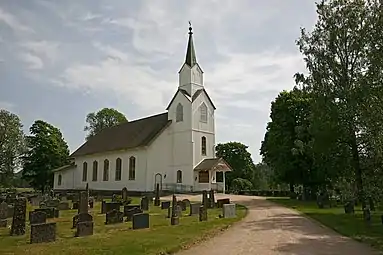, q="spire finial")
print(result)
[188,21,193,34]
